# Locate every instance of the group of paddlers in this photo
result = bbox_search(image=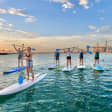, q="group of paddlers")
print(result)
[55,48,100,68]
[13,44,100,80]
